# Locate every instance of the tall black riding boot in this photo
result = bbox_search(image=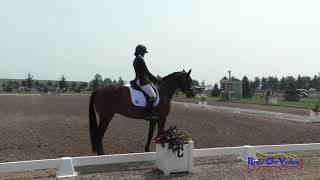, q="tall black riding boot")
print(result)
[144,99,159,121]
